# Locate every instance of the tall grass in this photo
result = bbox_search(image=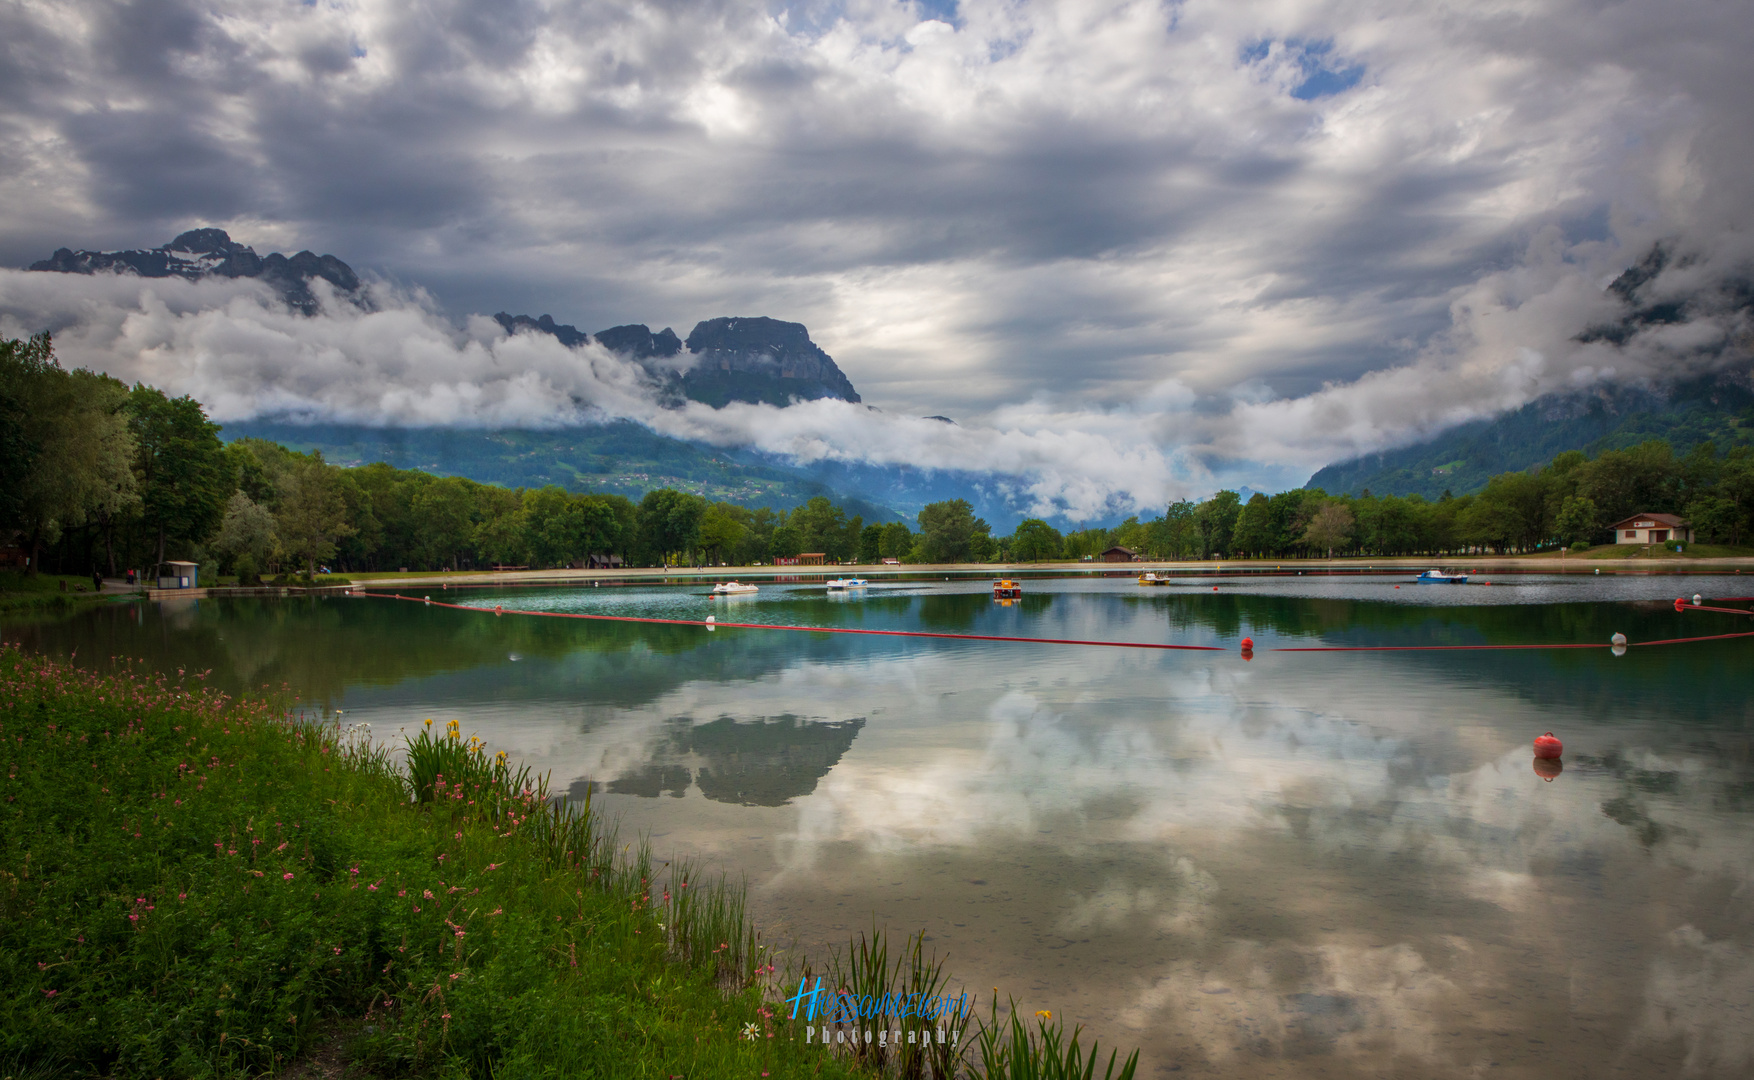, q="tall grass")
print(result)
[967,997,1140,1080]
[0,644,862,1079]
